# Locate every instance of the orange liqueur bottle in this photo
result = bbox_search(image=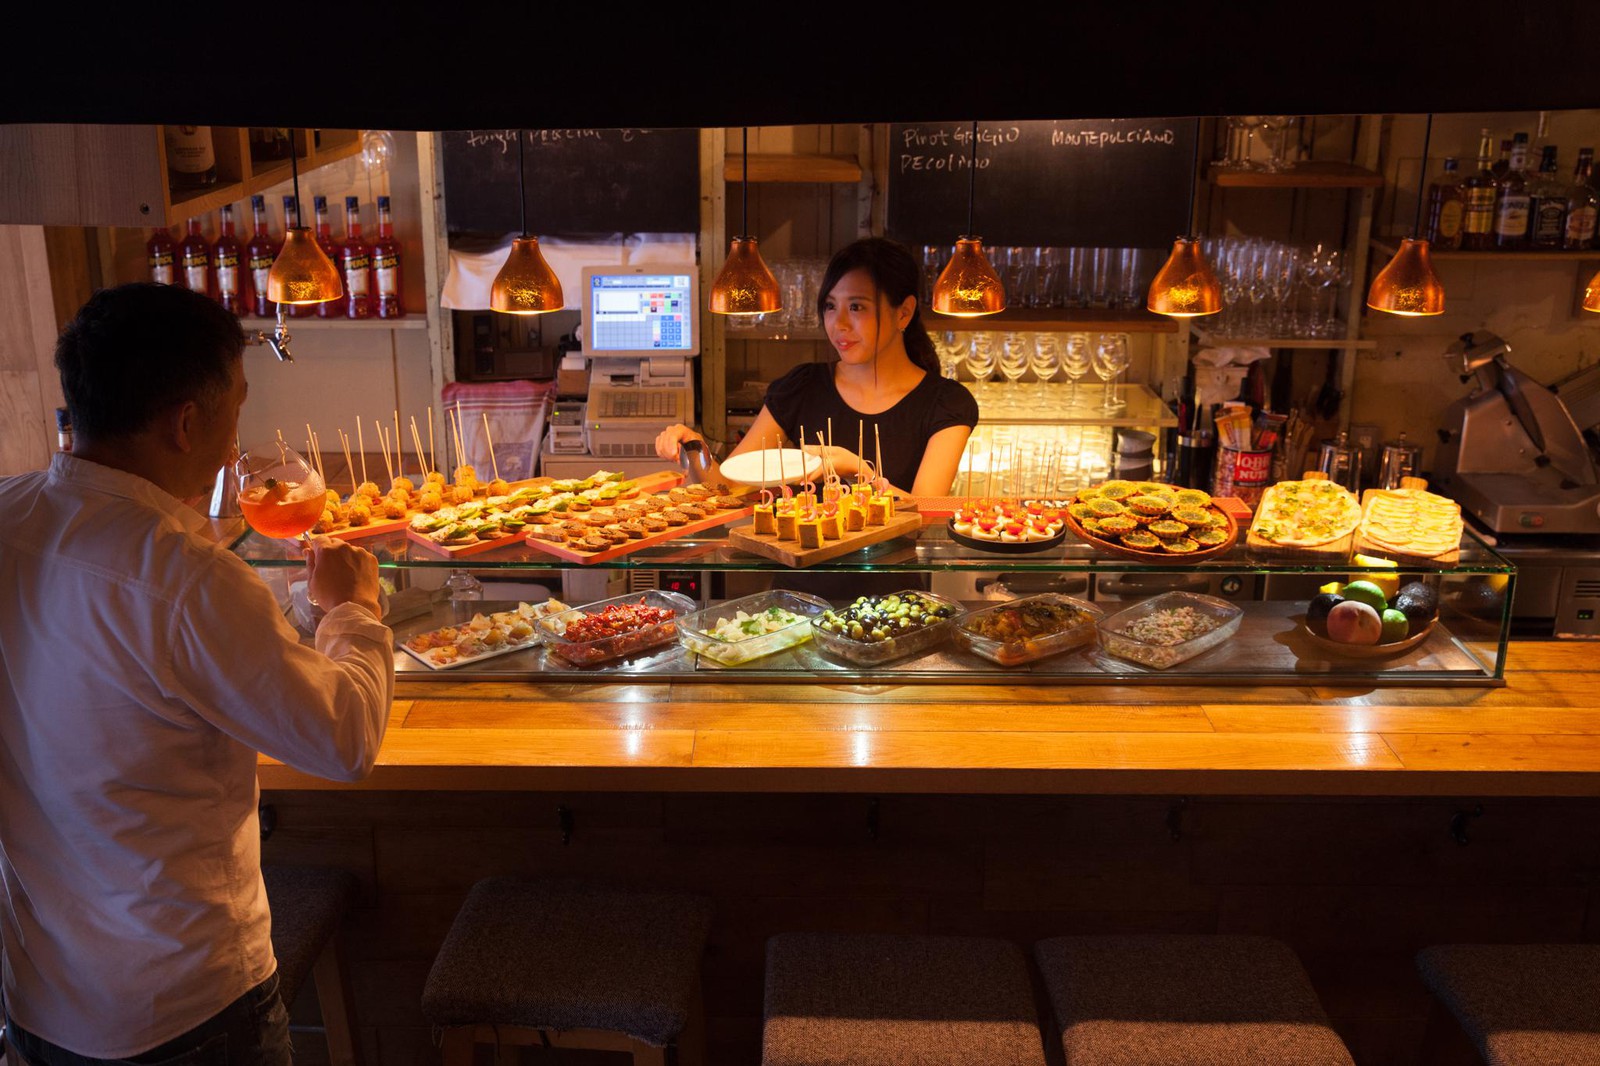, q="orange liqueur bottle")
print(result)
[371,195,404,318]
[338,196,372,318]
[146,227,176,284]
[246,195,279,318]
[313,196,342,318]
[178,217,212,296]
[213,204,244,314]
